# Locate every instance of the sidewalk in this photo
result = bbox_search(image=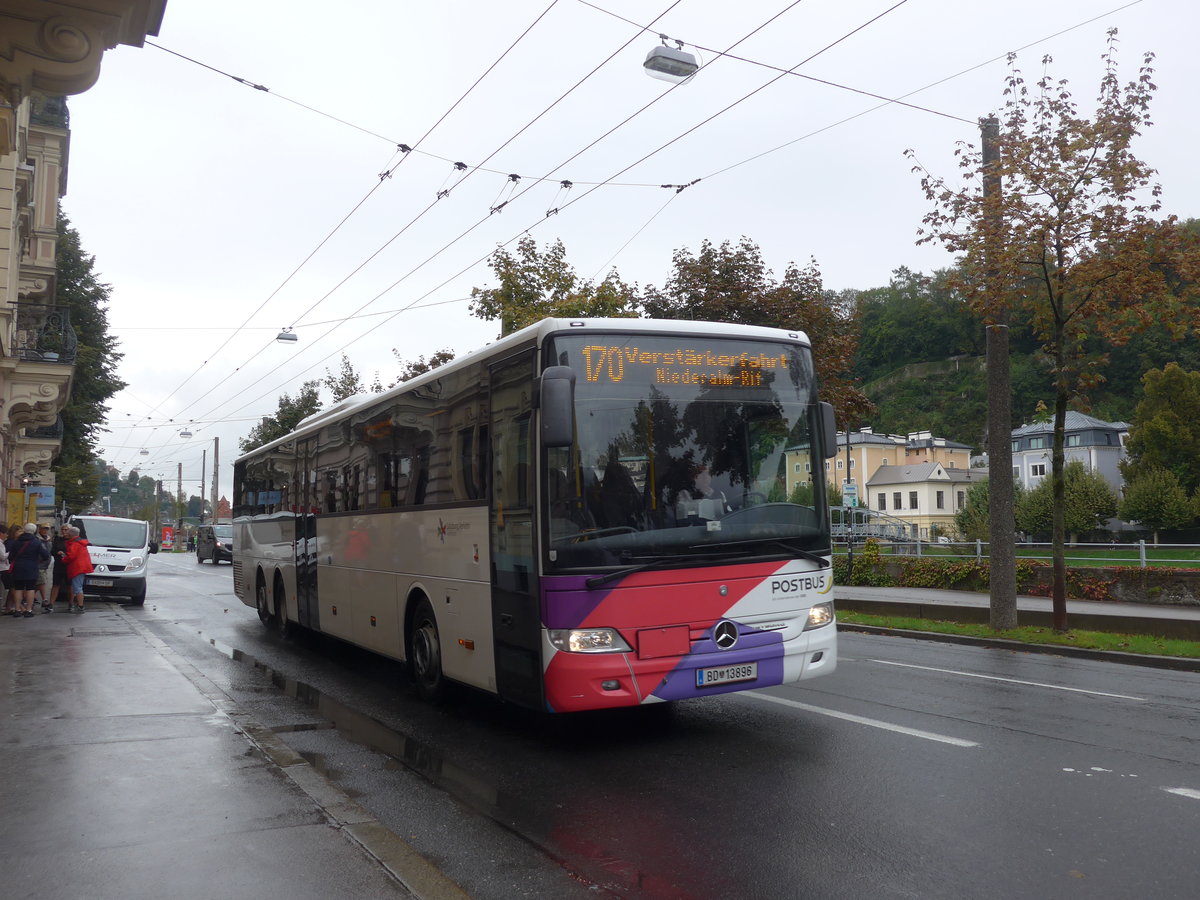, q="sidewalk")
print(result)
[0,602,465,900]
